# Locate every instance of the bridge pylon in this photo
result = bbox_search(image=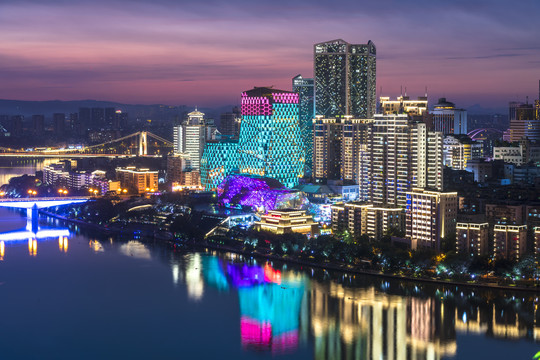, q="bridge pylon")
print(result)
[139,131,148,156]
